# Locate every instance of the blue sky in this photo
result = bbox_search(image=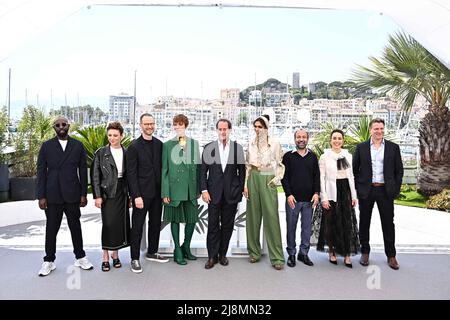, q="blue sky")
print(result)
[0,5,401,119]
